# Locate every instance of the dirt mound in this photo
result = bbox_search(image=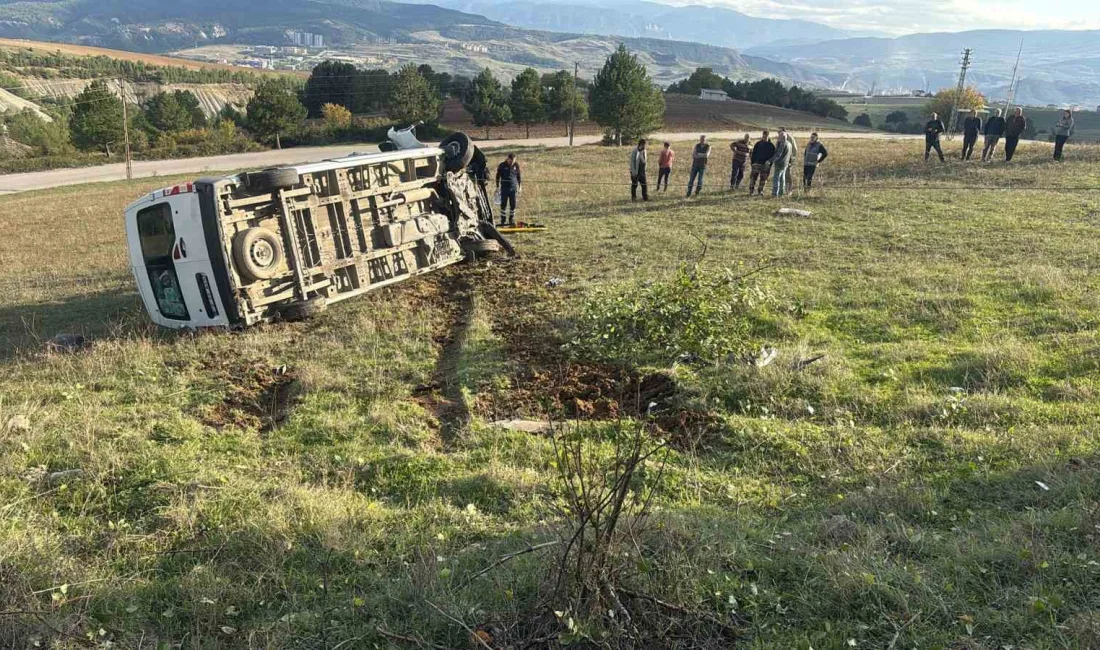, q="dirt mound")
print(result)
[189,353,298,432]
